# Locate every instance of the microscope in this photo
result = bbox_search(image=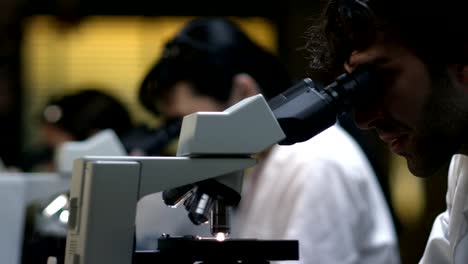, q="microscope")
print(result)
[63,67,373,264]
